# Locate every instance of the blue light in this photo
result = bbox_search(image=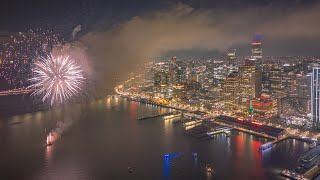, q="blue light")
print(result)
[253,34,262,41]
[163,155,170,178]
[192,152,198,158]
